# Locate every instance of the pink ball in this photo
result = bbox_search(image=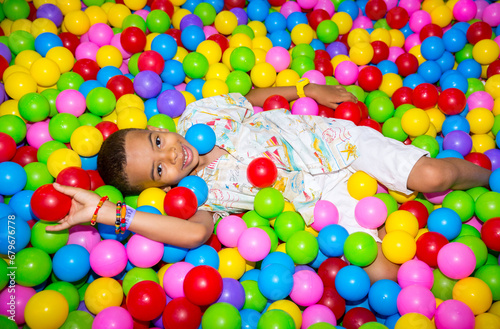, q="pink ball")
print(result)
[68,225,101,253]
[88,23,114,47]
[482,3,500,27]
[465,216,483,231]
[384,0,398,10]
[467,91,494,110]
[253,106,264,114]
[437,242,476,279]
[175,83,186,91]
[80,32,89,43]
[0,285,36,325]
[163,262,194,298]
[423,189,451,204]
[266,46,291,73]
[301,304,337,329]
[203,25,218,38]
[352,16,374,30]
[90,239,128,277]
[314,0,335,16]
[111,33,132,60]
[75,42,99,61]
[280,1,301,18]
[399,0,421,16]
[93,306,134,329]
[291,97,319,115]
[290,270,324,306]
[297,0,318,10]
[434,300,475,329]
[216,215,248,248]
[475,0,490,20]
[335,61,359,85]
[119,61,129,75]
[409,10,432,33]
[27,121,53,149]
[302,70,326,85]
[453,0,477,22]
[397,285,436,319]
[134,9,150,21]
[312,200,339,231]
[56,89,86,116]
[126,234,164,268]
[397,259,434,289]
[354,196,388,229]
[237,227,271,262]
[404,34,422,53]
